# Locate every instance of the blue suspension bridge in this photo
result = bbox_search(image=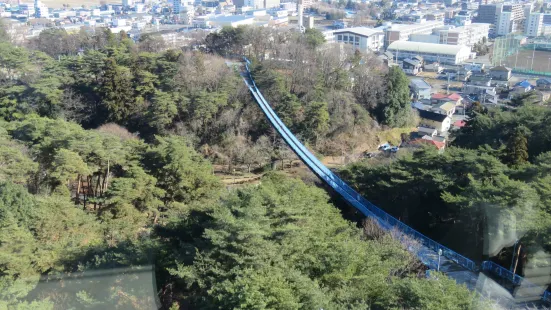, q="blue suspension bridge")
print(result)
[240,56,551,307]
